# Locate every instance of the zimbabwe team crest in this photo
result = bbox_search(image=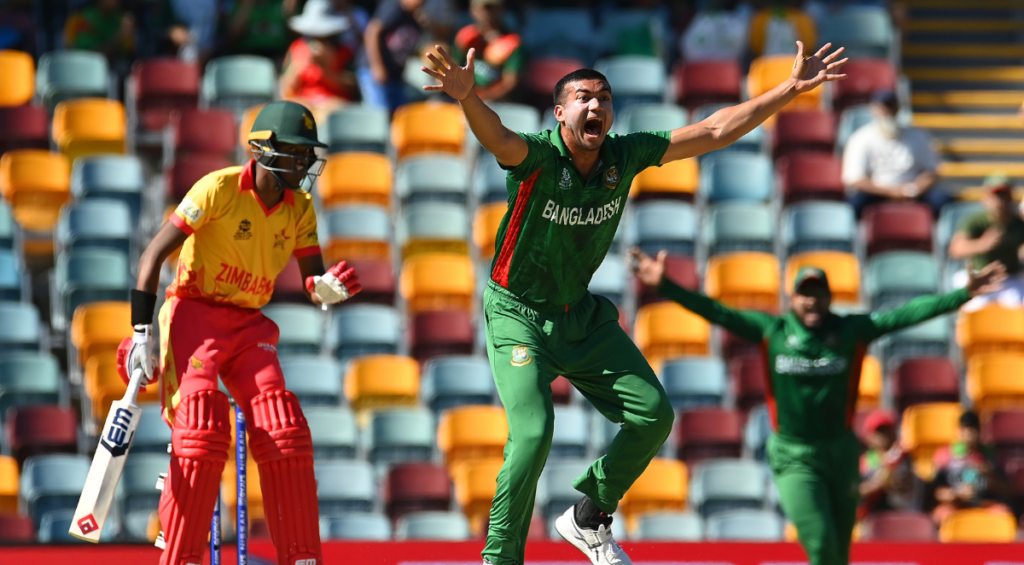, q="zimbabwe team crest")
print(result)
[511,345,532,367]
[603,166,620,189]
